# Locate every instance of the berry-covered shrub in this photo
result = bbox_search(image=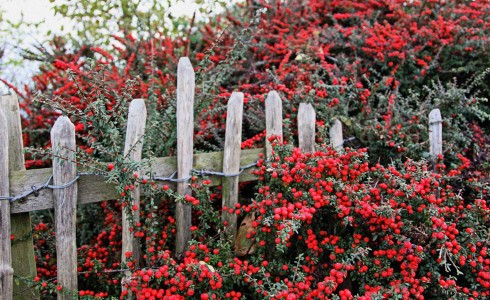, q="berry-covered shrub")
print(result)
[231,143,490,299]
[10,0,489,165]
[28,142,490,299]
[3,0,490,299]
